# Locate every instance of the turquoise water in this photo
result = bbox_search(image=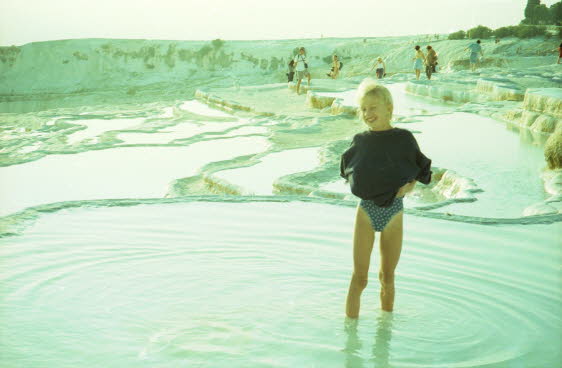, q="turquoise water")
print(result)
[0,136,270,215]
[1,82,561,367]
[214,147,321,195]
[0,200,560,367]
